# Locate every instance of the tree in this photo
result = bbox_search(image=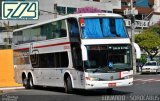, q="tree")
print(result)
[75,6,103,13]
[135,24,160,60]
[139,54,147,65]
